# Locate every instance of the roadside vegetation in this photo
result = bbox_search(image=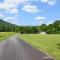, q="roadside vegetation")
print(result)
[20,34,60,60]
[0,19,60,34]
[0,32,15,41]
